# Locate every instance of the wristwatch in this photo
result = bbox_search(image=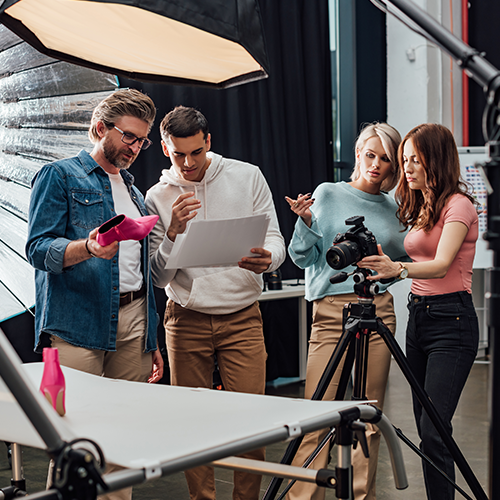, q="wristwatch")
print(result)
[398,262,409,279]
